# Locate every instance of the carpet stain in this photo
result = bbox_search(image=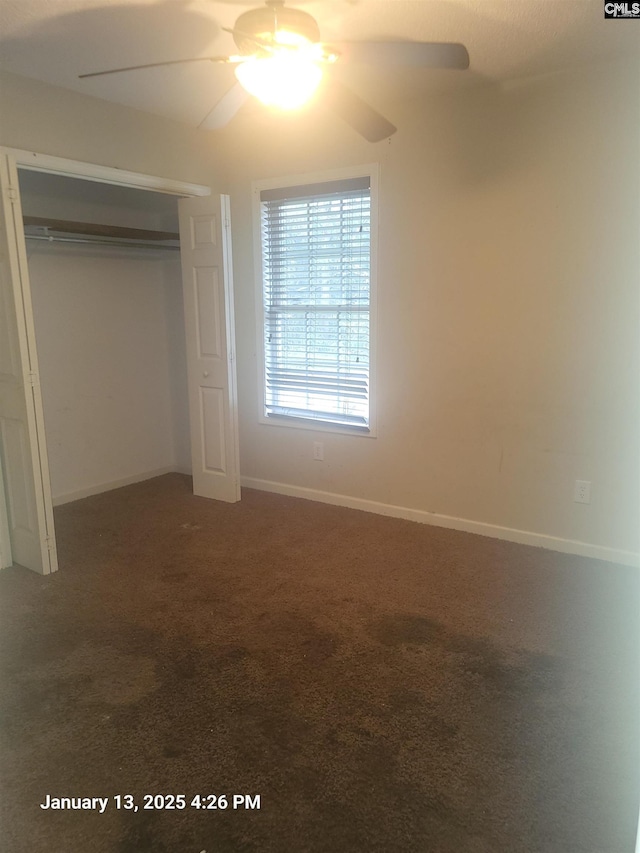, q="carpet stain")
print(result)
[15,643,159,706]
[160,570,188,583]
[117,813,169,853]
[368,612,440,646]
[215,645,250,665]
[368,612,567,698]
[268,612,341,666]
[171,652,198,680]
[161,743,184,759]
